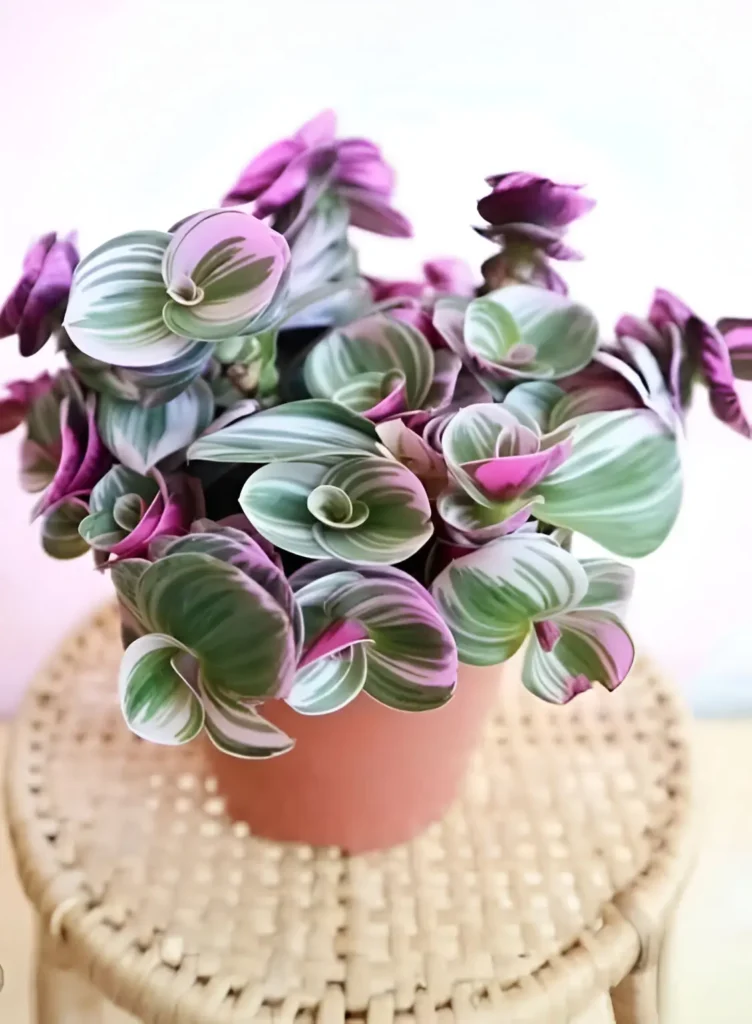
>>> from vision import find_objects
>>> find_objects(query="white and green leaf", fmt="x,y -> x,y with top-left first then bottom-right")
135,552 -> 297,698
155,524 -> 304,658
304,313 -> 434,412
437,486 -> 538,543
502,382 -> 565,432
533,409 -> 682,557
523,610 -> 635,704
577,558 -> 635,614
310,456 -> 433,563
463,296 -> 520,364
240,460 -> 331,559
41,498 -> 90,560
161,208 -> 289,340
188,399 -> 383,463
287,642 -> 370,715
97,379 -> 214,473
293,567 -> 458,713
64,231 -> 195,367
118,633 -> 204,745
110,557 -> 152,625
431,533 -> 588,666
241,456 -> 433,564
199,681 -> 294,759
473,286 -> 600,380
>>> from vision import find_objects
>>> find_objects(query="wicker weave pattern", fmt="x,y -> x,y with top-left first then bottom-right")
5,605 -> 693,1023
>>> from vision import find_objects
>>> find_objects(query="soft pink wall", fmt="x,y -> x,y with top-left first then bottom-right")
1,0 -> 752,714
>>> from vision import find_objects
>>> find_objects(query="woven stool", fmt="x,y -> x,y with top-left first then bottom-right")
5,605 -> 694,1024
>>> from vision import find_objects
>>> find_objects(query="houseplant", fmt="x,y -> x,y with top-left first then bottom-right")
2,110 -> 750,851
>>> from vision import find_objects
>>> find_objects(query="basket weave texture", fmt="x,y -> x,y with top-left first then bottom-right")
5,604 -> 694,1023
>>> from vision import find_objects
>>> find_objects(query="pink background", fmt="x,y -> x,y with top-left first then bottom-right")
2,0 -> 752,715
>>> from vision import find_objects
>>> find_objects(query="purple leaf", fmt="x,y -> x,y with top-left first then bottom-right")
222,111 -> 412,238
718,318 -> 752,381
339,188 -> 413,237
465,435 -> 572,502
533,619 -> 561,653
298,619 -> 370,667
0,232 -> 79,356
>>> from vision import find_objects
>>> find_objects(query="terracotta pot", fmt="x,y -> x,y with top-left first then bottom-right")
205,662 -> 502,853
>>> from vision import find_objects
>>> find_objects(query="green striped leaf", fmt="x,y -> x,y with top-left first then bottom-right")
240,456 -> 433,564
79,467 -> 158,549
464,296 -> 520,363
199,681 -> 294,758
97,379 -> 214,474
284,192 -> 369,328
135,552 -> 297,698
41,498 -> 90,560
155,524 -> 304,658
437,486 -> 538,544
118,634 -> 205,745
523,610 -> 635,704
161,209 -> 289,340
431,533 -> 588,666
533,409 -> 682,557
111,558 -> 151,625
304,313 -> 434,415
288,642 -> 370,714
578,558 -> 635,614
64,231 -> 193,367
502,382 -> 565,432
188,399 -> 383,463
337,579 -> 457,711
69,342 -> 213,407
240,460 -> 330,559
291,563 -> 457,713
472,286 -> 599,380
433,296 -> 470,352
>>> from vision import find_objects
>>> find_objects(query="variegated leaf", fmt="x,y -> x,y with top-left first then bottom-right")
578,558 -> 635,614
431,533 -> 588,666
437,486 -> 538,544
41,498 -> 90,559
283,192 -> 369,329
64,231 -> 194,367
118,633 -> 205,745
375,418 -> 448,499
188,399 -> 383,463
199,680 -> 294,758
161,208 -> 289,340
304,313 -> 434,417
97,379 -> 214,474
533,409 -> 682,557
502,382 -> 565,432
68,341 -> 213,407
470,286 -> 599,380
240,460 -> 330,558
523,610 -> 635,703
432,296 -> 470,353
136,552 -> 297,698
464,296 -> 520,363
155,524 -> 304,658
110,557 -> 151,625
240,456 -> 433,564
442,403 -> 571,505
292,564 -> 457,713
288,642 -> 370,714
79,466 -> 158,549
335,578 -> 457,710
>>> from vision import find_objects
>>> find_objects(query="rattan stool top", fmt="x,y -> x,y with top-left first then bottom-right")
6,605 -> 693,1024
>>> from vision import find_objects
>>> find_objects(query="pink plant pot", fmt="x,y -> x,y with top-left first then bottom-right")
204,662 -> 503,853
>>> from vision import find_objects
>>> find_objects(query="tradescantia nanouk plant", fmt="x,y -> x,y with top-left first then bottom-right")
3,109 -> 749,758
